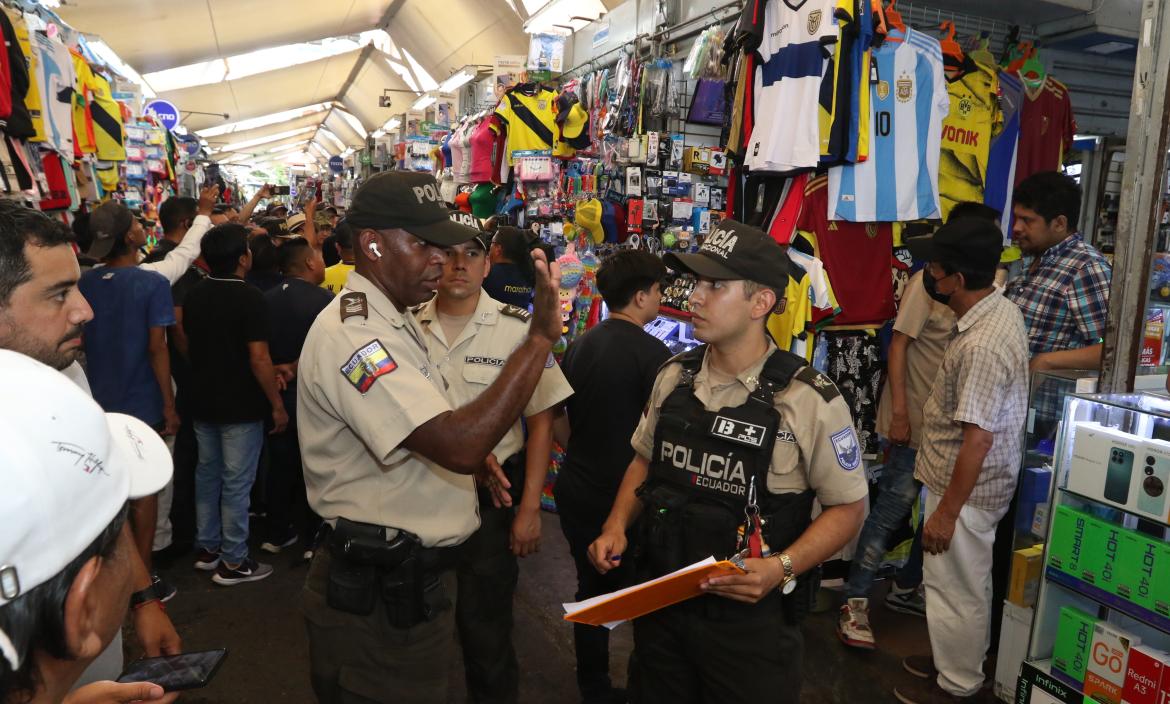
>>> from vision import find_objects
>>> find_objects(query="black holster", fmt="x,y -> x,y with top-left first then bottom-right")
325,518 -> 452,629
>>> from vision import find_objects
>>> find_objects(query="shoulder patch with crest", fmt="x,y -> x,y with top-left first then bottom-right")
340,292 -> 368,322
500,304 -> 531,322
794,366 -> 840,402
340,339 -> 397,393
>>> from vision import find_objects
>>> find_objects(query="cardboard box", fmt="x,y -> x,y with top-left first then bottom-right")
1048,506 -> 1097,579
1121,645 -> 1169,704
1052,606 -> 1099,688
995,601 -> 1033,701
1009,545 -> 1045,607
1136,439 -> 1170,523
1083,622 -> 1141,704
1017,659 -> 1090,704
1069,422 -> 1146,512
1116,529 -> 1158,611
1081,518 -> 1125,594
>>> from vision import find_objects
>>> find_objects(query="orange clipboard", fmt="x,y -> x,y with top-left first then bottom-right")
563,558 -> 746,627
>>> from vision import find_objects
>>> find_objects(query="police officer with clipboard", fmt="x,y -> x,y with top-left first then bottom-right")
588,220 -> 868,704
296,172 -> 562,703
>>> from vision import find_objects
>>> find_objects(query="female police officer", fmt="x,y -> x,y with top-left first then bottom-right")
296,172 -> 562,704
588,220 -> 868,704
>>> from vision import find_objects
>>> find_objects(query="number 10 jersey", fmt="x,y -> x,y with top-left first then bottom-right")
827,28 -> 949,222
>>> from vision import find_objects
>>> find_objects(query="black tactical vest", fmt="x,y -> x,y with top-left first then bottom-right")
635,346 -> 818,618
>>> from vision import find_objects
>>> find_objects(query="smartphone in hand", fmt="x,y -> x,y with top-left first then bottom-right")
117,649 -> 228,692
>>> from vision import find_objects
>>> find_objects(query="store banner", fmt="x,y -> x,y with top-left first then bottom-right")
494,55 -> 526,100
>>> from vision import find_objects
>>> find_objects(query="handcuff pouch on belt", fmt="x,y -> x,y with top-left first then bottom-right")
634,345 -> 818,623
325,517 -> 452,629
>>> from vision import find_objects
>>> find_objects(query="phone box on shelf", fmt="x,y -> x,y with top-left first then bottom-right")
1018,467 -> 1054,533
1121,645 -> 1170,704
1080,518 -> 1125,594
1069,422 -> 1145,512
1116,529 -> 1160,612
1048,506 -> 1098,579
1052,606 -> 1099,689
1083,622 -> 1141,704
1017,659 -> 1090,704
1135,439 -> 1170,523
1157,541 -> 1170,617
1009,545 -> 1045,607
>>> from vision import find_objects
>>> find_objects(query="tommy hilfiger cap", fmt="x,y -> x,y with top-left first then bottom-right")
347,171 -> 479,247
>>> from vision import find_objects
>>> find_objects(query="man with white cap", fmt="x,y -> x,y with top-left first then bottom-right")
0,201 -> 181,688
0,350 -> 174,703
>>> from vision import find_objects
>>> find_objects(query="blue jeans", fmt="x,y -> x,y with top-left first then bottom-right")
846,444 -> 924,598
194,421 -> 264,565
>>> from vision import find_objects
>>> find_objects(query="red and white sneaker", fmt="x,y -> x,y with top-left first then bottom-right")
837,597 -> 876,650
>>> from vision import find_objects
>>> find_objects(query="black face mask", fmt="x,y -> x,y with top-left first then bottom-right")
923,270 -> 952,305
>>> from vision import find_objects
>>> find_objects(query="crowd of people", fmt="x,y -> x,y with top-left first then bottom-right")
0,167 -> 1111,704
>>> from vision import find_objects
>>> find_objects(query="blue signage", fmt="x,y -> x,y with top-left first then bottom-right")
144,99 -> 180,132
328,155 -> 344,173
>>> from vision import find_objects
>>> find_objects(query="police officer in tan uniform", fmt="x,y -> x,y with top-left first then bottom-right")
588,220 -> 868,704
297,172 -> 562,704
415,217 -> 573,703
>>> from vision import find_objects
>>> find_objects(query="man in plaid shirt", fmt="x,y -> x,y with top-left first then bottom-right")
1005,172 -> 1112,372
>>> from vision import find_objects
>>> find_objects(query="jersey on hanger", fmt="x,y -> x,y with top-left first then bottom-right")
492,86 -> 573,164
744,0 -> 839,174
800,175 -> 895,326
1016,75 -> 1076,185
985,71 -> 1023,240
938,60 -> 1000,220
827,28 -> 949,222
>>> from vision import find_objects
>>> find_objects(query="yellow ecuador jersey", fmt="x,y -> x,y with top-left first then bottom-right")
492,85 -> 573,163
938,60 -> 1000,219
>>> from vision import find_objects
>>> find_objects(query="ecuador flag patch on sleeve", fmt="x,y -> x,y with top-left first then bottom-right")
341,339 -> 397,393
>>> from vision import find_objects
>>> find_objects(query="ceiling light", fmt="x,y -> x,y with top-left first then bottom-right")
198,103 -> 330,137
319,128 -> 347,152
438,67 -> 479,94
371,129 -> 385,139
268,141 -> 308,154
523,0 -> 606,35
213,126 -> 316,153
383,118 -> 401,131
143,36 -> 363,93
411,94 -> 436,112
82,37 -> 156,97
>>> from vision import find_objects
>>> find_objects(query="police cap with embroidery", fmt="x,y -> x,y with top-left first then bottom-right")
447,209 -> 491,251
663,219 -> 789,290
347,171 -> 479,247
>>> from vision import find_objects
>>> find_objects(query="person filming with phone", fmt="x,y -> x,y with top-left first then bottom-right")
0,351 -> 174,704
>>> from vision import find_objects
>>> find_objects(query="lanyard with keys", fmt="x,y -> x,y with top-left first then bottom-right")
732,477 -> 770,569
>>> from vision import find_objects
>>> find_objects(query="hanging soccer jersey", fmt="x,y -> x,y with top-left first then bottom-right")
35,34 -> 74,155
493,84 -> 572,163
800,175 -> 895,326
938,59 -> 1000,219
5,8 -> 42,142
819,0 -> 873,164
70,51 -> 125,161
744,0 -> 839,174
985,71 -> 1023,239
1016,75 -> 1076,184
827,28 -> 948,222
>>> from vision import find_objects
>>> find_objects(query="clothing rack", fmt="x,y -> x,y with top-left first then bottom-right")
895,2 -> 1037,56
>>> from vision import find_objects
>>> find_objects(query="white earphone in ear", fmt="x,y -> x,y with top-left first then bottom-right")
369,243 -> 382,258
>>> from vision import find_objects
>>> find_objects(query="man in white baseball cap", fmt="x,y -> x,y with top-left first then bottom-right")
0,350 -> 173,703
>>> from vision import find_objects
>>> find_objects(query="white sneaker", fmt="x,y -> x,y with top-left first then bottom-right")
837,597 -> 876,650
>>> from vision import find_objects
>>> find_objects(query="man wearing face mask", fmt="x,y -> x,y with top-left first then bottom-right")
893,219 -> 1029,704
297,171 -> 563,703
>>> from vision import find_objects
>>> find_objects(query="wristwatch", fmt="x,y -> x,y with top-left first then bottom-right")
772,552 -> 796,595
129,583 -> 163,608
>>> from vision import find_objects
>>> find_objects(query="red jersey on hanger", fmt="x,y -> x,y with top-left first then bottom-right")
1015,76 -> 1076,185
796,175 -> 895,327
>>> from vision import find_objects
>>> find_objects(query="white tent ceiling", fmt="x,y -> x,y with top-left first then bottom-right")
56,0 -> 530,166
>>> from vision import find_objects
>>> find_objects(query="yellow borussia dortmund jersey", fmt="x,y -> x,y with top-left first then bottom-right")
939,60 -> 1000,219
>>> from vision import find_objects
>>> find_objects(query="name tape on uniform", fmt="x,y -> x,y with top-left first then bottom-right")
710,415 -> 767,449
465,356 -> 506,367
341,339 -> 397,393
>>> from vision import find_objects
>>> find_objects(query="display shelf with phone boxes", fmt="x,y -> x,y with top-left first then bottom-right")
1017,393 -> 1170,704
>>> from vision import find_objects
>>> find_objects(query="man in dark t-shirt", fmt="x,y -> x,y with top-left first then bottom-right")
261,238 -> 332,559
183,224 -> 287,586
554,250 -> 669,704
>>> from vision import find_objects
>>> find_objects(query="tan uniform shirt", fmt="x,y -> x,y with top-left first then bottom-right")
875,270 -> 956,449
631,343 -> 869,506
297,272 -> 478,548
416,291 -> 574,460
